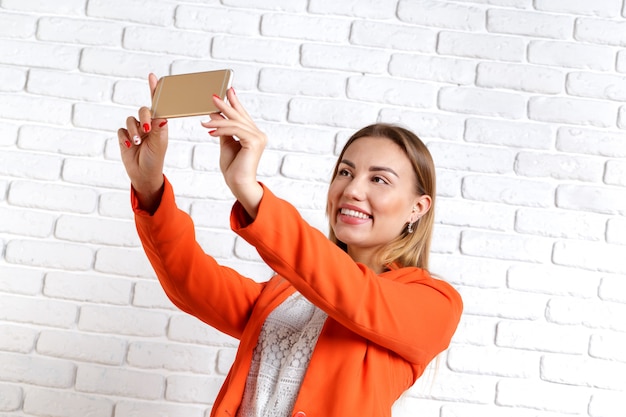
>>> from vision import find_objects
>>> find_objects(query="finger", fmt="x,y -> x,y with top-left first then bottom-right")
125,116 -> 143,146
117,128 -> 133,149
138,106 -> 152,135
148,73 -> 159,98
225,87 -> 252,121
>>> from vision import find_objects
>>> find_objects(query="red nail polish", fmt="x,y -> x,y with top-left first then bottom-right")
143,123 -> 151,133
124,140 -> 132,148
159,120 -> 168,128
213,94 -> 220,100
208,129 -> 217,135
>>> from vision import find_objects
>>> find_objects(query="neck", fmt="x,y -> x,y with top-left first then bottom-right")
347,247 -> 383,274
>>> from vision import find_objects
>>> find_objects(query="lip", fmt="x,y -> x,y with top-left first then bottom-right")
337,204 -> 372,225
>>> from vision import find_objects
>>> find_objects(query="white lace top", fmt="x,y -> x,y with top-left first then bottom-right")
236,291 -> 328,417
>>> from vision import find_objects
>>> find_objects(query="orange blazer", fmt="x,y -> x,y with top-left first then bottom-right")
133,177 -> 463,417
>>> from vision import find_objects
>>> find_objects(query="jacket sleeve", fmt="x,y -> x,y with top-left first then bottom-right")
133,176 -> 264,340
231,184 -> 463,365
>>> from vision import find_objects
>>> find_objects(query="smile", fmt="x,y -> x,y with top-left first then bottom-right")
340,208 -> 372,219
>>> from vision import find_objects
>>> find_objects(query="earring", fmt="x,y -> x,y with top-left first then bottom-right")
406,222 -> 414,234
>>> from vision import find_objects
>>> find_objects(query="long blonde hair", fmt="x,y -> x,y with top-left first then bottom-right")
327,123 -> 436,270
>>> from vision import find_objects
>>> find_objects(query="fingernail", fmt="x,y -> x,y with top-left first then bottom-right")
143,123 -> 151,133
133,135 -> 142,145
159,120 -> 168,128
212,94 -> 220,100
208,129 -> 217,135
124,140 -> 132,148
231,87 -> 236,95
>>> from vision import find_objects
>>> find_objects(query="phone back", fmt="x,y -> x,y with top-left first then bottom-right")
151,69 -> 233,118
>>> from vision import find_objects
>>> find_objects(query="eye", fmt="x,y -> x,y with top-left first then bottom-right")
338,168 -> 352,177
372,176 -> 389,184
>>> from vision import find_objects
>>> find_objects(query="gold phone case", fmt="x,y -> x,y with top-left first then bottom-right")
151,69 -> 234,119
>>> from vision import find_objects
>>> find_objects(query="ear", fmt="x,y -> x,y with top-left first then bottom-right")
408,194 -> 432,223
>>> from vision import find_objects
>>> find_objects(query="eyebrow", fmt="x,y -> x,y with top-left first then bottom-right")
340,159 -> 400,178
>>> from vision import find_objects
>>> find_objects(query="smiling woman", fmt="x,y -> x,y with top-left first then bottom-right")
117,76 -> 462,417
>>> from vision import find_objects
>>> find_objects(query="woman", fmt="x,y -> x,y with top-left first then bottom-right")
118,74 -> 463,417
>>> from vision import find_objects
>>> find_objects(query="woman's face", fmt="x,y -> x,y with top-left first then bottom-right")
327,136 -> 423,266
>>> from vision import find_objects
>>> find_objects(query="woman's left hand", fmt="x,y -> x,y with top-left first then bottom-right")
201,88 -> 266,219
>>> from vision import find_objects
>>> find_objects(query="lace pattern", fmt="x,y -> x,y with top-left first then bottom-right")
236,292 -> 328,417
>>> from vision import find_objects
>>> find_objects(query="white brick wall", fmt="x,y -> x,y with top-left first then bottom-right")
0,0 -> 624,416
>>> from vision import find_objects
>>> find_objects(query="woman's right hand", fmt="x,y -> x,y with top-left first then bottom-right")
117,73 -> 168,213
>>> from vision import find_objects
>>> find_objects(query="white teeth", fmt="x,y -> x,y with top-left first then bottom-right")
340,208 -> 370,219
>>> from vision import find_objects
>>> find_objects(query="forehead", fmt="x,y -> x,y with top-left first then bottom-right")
342,136 -> 410,165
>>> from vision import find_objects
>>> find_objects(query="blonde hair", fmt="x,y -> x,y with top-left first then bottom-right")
327,123 -> 436,270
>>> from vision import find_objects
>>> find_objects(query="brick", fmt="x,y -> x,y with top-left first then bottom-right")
462,175 -> 555,207
162,170 -> 232,199
604,159 -> 626,186
618,50 -> 626,73
54,214 -> 140,247
438,87 -> 526,119
177,5 -> 260,36
87,0 -> 175,25
262,13 -> 348,42
37,16 -> 123,46
351,21 -> 436,52
212,35 -> 299,66
196,229 -> 237,259
8,180 -> 98,214
259,67 -> 347,98
0,324 -> 37,353
0,351 -> 75,387
556,127 -> 626,157
542,354 -> 626,390
566,71 -> 626,101
168,314 -> 239,347
589,391 -> 626,417
534,0 -> 622,17
528,40 -> 614,70
3,0 -> 85,14
460,286 -> 547,319
0,39 -> 80,70
24,387 -> 114,417
94,247 -> 156,278
556,184 -> 626,215
223,0 -> 306,11
37,330 -> 126,365
114,400 -> 206,417
347,75 -> 435,108
281,154 -> 336,182
389,54 -> 476,85
465,118 -> 554,149
166,374 -> 224,404
487,9 -> 573,39
476,62 -> 563,94
451,314 -> 498,346
217,348 -> 237,375
496,379 -> 590,413
496,319 -> 587,354
515,207 -> 605,240
112,78 -> 150,107
0,65 -> 27,92
436,198 -> 515,231
5,239 -> 94,271
0,382 -> 21,411
0,93 -> 72,125
288,97 -> 378,129
259,178 -> 330,211
439,403 -> 570,417
73,101 -> 141,133
0,122 -> 19,146
301,43 -> 389,73
190,199 -> 234,229
78,305 -> 167,337
429,142 -> 516,173
171,60 -> 260,92
18,125 -> 107,157
448,345 -> 538,377
461,230 -> 552,262
575,17 -> 626,46
554,240 -> 626,275
27,69 -> 114,102
431,225 -> 461,254
398,0 -> 485,30
0,206 -> 56,238
99,191 -> 134,220
620,106 -> 626,129
511,263 -> 600,298
0,266 -> 43,295
547,297 -> 626,331
407,372 -> 494,403
606,217 -> 626,245
132,280 -> 176,310
308,0 -> 396,19
528,96 -> 616,128
0,150 -> 62,180
435,169 -> 465,198
452,0 -> 531,6
515,151 -> 604,181
0,12 -> 36,38
44,271 -> 132,305
438,31 -> 524,62
590,332 -> 626,362
123,26 -> 212,58
80,47 -> 172,78
76,364 -> 165,399
127,341 -> 216,373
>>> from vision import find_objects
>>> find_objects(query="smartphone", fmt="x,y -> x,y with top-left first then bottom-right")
150,69 -> 234,119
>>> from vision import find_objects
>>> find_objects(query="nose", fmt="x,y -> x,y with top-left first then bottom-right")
343,176 -> 366,201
